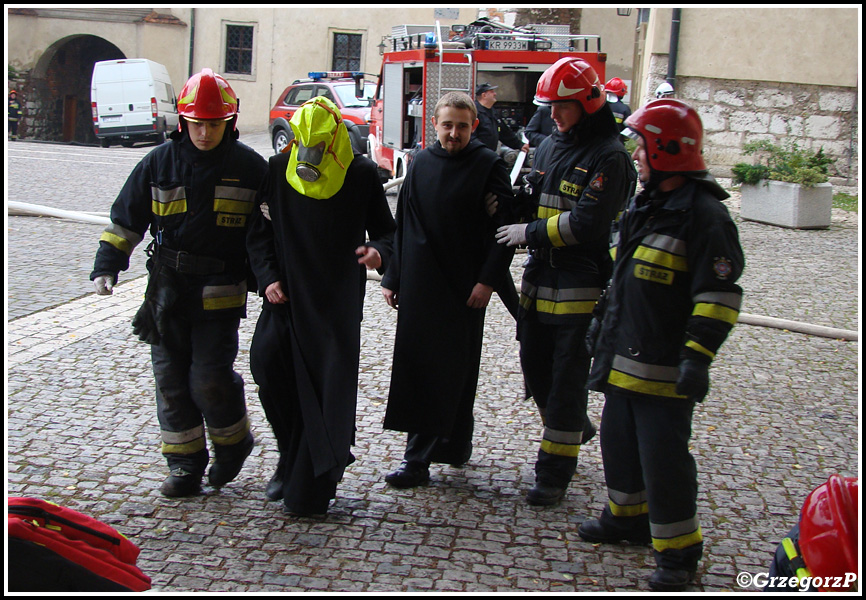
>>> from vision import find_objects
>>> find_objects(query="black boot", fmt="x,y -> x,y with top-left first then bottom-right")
648,567 -> 696,592
527,483 -> 567,506
160,468 -> 202,497
577,516 -> 651,545
208,434 -> 254,487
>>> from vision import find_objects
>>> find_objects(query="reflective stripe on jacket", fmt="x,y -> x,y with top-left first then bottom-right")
519,129 -> 635,323
587,177 -> 744,399
91,133 -> 268,319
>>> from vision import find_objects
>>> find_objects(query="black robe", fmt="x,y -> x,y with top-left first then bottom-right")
382,139 -> 515,438
247,152 -> 395,512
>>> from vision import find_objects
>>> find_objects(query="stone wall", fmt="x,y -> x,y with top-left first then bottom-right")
645,57 -> 859,188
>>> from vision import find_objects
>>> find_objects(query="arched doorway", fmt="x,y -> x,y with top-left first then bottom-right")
25,35 -> 125,143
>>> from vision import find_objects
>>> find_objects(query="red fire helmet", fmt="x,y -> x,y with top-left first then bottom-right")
623,98 -> 707,172
799,474 -> 858,591
534,57 -> 605,115
605,77 -> 628,97
177,68 -> 239,127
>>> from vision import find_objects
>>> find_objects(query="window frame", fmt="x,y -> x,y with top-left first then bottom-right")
329,29 -> 366,72
221,21 -> 257,81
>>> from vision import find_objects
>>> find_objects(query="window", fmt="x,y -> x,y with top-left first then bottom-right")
332,32 -> 362,71
225,25 -> 254,75
287,85 -> 317,105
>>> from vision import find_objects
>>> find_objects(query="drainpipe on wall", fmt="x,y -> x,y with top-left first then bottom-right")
666,8 -> 681,89
188,8 -> 196,77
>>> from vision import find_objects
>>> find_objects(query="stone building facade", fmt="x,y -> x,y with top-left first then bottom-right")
645,59 -> 859,185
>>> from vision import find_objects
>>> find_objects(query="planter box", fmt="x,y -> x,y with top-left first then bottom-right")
740,180 -> 832,229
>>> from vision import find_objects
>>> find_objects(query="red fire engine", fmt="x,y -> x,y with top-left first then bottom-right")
368,19 -> 607,182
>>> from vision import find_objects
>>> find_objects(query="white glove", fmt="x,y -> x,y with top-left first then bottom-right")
496,224 -> 528,247
94,275 -> 115,296
260,202 -> 271,221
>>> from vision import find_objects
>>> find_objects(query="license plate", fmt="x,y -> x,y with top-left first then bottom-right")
101,115 -> 122,122
487,39 -> 528,51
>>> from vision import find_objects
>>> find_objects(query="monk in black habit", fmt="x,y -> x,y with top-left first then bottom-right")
247,97 -> 395,516
381,92 -> 516,488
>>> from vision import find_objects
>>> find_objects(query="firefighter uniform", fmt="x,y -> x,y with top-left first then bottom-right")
586,175 -> 744,574
518,127 -> 635,490
91,126 -> 268,482
9,91 -> 20,140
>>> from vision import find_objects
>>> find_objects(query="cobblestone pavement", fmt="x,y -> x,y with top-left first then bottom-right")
6,134 -> 860,593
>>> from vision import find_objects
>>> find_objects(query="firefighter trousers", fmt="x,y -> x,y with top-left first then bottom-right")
598,389 -> 703,571
151,315 -> 251,476
518,315 -> 592,489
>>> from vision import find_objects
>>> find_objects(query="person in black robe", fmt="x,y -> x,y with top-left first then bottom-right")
247,97 -> 395,516
381,92 -> 516,488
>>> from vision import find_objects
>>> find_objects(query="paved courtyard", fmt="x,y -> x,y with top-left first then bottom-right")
6,134 -> 859,592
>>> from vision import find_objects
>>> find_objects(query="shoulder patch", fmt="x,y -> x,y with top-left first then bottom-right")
713,257 -> 733,280
589,173 -> 606,192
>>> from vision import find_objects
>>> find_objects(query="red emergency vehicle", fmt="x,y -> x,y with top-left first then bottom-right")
368,19 -> 607,182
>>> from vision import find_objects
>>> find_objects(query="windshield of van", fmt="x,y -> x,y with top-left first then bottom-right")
334,82 -> 376,108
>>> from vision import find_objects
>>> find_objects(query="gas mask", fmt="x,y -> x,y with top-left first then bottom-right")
286,97 -> 355,199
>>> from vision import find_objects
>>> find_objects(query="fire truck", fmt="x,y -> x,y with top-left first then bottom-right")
368,18 -> 607,182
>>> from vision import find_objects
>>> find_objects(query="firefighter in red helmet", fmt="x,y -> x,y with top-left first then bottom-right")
496,57 -> 636,507
578,99 -> 744,592
604,77 -> 632,133
766,475 -> 858,591
90,69 -> 268,497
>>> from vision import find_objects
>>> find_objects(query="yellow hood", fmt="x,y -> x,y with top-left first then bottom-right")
286,96 -> 355,199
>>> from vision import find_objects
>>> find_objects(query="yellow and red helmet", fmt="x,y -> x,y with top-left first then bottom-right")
799,475 -> 858,591
534,58 -> 605,115
623,98 -> 707,173
177,68 -> 238,127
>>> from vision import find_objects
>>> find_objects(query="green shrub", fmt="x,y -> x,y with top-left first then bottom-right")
731,141 -> 835,187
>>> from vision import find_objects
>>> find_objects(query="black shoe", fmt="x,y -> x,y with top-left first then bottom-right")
577,518 -> 651,545
160,468 -> 202,497
648,567 -> 696,592
385,461 -> 430,488
527,483 -> 566,506
208,435 -> 254,488
265,469 -> 284,501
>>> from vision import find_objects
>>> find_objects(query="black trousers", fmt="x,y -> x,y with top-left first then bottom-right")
152,315 -> 250,475
598,389 -> 703,571
518,314 -> 592,488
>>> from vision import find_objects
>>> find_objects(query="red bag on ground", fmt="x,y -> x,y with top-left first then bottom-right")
7,497 -> 152,592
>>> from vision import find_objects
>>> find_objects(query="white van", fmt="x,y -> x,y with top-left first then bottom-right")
91,59 -> 179,147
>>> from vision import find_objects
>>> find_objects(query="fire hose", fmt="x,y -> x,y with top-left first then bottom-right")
8,199 -> 858,342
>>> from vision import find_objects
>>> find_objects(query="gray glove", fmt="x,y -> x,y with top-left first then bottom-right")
495,223 -> 528,246
94,274 -> 116,295
676,359 -> 710,402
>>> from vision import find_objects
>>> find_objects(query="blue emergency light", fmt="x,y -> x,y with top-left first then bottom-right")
308,71 -> 363,81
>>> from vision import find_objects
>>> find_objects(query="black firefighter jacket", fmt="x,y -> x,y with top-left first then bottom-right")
587,176 -> 745,400
91,130 -> 268,320
519,126 -> 636,324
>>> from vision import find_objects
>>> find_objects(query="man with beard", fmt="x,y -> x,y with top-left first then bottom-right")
496,58 -> 636,507
381,92 -> 515,488
246,96 -> 395,517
